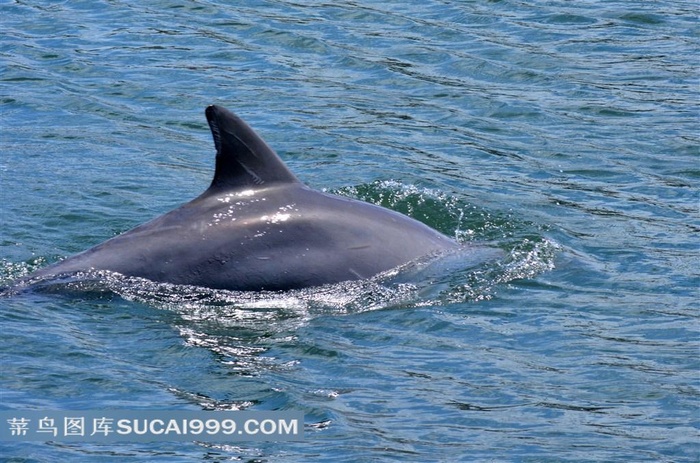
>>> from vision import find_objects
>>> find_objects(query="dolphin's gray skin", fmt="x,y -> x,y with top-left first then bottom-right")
28,105 -> 459,291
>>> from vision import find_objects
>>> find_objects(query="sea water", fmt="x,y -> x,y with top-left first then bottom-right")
1,1 -> 698,461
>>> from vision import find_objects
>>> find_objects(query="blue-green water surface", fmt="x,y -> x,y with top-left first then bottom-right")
1,1 -> 698,462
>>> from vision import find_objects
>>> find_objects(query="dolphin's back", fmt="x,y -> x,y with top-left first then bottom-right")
26,106 -> 459,291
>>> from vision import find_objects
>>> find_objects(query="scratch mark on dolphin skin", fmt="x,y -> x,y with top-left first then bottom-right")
348,268 -> 365,279
348,244 -> 371,250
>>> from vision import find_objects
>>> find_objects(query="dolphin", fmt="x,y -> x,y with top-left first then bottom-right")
26,105 -> 460,291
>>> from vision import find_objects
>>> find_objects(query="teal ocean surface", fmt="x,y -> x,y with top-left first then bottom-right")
1,1 -> 698,462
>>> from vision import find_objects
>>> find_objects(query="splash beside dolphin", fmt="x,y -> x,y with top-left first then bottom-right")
26,105 -> 460,291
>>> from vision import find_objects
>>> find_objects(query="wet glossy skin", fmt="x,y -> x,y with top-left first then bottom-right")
28,106 -> 459,291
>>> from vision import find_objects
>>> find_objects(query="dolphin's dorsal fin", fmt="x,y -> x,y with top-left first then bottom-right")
204,105 -> 300,192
